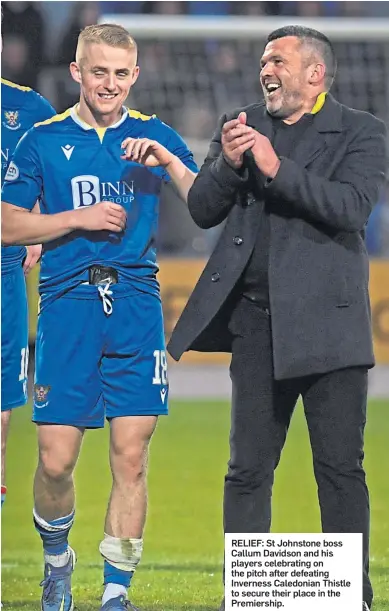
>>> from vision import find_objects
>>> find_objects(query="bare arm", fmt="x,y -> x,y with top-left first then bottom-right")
1,201 -> 127,246
32,201 -> 41,214
2,203 -> 77,245
121,136 -> 197,204
163,156 -> 197,202
22,201 -> 43,273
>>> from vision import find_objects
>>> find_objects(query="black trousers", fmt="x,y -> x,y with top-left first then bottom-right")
225,298 -> 372,606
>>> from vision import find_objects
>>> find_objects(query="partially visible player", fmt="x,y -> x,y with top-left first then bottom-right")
1,78 -> 56,507
2,24 -> 197,611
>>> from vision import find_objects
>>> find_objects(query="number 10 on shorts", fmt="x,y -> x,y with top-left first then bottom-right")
152,350 -> 168,385
19,346 -> 29,395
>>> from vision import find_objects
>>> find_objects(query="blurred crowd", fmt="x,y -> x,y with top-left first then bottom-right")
99,0 -> 389,17
2,1 -> 389,89
2,1 -> 389,257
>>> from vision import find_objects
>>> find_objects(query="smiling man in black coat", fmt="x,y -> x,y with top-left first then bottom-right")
168,25 -> 387,611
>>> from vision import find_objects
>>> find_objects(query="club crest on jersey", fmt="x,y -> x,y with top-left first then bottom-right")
3,110 -> 21,130
34,384 -> 51,407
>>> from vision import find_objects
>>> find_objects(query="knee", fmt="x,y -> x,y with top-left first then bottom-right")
111,445 -> 148,483
226,460 -> 274,490
38,448 -> 76,483
314,438 -> 365,469
227,444 -> 279,484
313,454 -> 366,482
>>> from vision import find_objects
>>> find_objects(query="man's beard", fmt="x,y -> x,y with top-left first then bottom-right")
266,88 -> 303,120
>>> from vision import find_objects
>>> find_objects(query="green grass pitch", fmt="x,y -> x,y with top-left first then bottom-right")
2,399 -> 389,610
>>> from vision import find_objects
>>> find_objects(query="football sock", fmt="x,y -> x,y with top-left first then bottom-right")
1,486 -> 6,507
100,534 -> 142,602
102,582 -> 127,605
33,508 -> 75,555
104,560 -> 134,588
45,548 -> 72,568
100,534 -> 142,578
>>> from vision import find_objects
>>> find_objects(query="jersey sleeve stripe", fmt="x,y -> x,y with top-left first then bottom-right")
127,108 -> 156,121
34,108 -> 72,128
1,78 -> 32,92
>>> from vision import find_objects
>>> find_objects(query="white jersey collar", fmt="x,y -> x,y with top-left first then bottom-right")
70,105 -> 128,131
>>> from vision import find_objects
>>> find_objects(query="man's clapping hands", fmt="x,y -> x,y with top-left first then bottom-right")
222,112 -> 281,179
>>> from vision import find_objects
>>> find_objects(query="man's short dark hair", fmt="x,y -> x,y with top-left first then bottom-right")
267,25 -> 337,90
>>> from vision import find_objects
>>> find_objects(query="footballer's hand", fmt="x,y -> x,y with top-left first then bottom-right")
23,244 -> 42,275
221,112 -> 256,170
72,201 -> 127,233
121,137 -> 174,168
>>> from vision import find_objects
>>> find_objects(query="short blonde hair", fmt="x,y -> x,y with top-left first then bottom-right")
76,23 -> 137,63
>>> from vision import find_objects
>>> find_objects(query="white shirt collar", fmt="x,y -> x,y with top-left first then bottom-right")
70,105 -> 128,130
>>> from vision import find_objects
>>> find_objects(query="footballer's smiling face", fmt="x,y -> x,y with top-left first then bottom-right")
260,36 -> 316,121
70,42 -> 139,125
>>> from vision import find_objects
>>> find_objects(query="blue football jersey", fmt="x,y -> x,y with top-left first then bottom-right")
1,78 -> 56,272
2,106 -> 197,305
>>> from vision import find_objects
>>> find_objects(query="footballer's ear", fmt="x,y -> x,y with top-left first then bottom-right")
131,65 -> 140,86
69,62 -> 82,85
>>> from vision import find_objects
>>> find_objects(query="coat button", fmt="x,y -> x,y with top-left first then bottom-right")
233,236 -> 243,245
247,194 -> 255,206
211,272 -> 220,282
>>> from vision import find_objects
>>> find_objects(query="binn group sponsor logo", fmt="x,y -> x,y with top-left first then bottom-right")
71,175 -> 135,208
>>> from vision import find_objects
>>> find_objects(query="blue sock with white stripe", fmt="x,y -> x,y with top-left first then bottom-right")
104,560 -> 134,587
33,508 -> 75,555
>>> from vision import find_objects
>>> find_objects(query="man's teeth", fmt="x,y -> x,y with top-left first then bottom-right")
266,84 -> 280,92
99,94 -> 116,99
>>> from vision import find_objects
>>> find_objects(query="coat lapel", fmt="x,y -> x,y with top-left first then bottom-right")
290,123 -> 327,168
289,94 -> 344,168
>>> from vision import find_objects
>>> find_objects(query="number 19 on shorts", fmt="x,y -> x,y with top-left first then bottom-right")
152,350 -> 168,385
